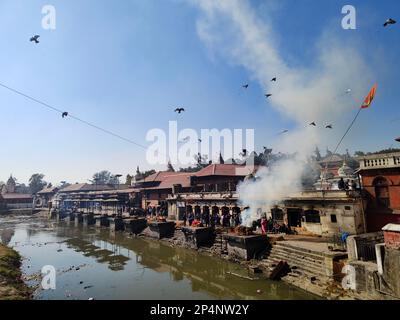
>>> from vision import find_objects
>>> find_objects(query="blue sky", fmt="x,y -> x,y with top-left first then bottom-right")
0,0 -> 399,185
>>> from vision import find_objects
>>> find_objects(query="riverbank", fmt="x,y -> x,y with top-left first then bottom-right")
136,226 -> 369,300
0,244 -> 32,300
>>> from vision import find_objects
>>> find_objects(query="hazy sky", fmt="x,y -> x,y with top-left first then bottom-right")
0,0 -> 399,185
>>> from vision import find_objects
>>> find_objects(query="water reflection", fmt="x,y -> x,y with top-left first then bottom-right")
55,223 -> 314,300
1,216 -> 317,300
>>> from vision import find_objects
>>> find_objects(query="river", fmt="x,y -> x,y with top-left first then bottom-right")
0,214 -> 317,300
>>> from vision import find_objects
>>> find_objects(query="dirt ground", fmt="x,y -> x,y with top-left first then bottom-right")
0,244 -> 32,300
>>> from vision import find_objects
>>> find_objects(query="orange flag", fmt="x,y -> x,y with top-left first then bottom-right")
361,83 -> 377,109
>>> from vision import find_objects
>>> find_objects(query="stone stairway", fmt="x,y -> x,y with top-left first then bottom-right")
210,233 -> 228,255
261,241 -> 329,281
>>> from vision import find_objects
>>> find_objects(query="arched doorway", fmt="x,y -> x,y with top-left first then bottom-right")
211,206 -> 220,226
221,207 -> 230,227
202,206 -> 210,226
194,206 -> 201,219
374,177 -> 390,208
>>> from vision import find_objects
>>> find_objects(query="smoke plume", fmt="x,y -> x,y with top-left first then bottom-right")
191,0 -> 373,225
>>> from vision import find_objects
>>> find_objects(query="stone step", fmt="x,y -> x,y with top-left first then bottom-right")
273,243 -> 326,261
268,249 -> 325,266
267,256 -> 326,277
274,242 -> 328,258
269,248 -> 325,265
265,260 -> 327,281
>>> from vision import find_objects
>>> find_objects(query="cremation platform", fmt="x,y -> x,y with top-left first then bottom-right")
182,226 -> 214,248
147,221 -> 175,239
109,217 -> 125,232
223,234 -> 269,261
82,213 -> 96,226
74,213 -> 84,226
124,218 -> 147,235
95,215 -> 110,228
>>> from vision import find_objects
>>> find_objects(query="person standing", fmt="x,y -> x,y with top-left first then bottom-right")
182,211 -> 187,226
338,178 -> 345,190
261,216 -> 268,235
188,211 -> 194,227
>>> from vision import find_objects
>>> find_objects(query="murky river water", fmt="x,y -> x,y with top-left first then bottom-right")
0,215 -> 317,300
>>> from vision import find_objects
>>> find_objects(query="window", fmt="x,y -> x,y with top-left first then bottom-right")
304,210 -> 320,223
374,177 -> 390,208
331,214 -> 337,223
272,209 -> 284,222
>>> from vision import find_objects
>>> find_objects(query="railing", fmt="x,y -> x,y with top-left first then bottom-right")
329,234 -> 347,251
356,238 -> 377,262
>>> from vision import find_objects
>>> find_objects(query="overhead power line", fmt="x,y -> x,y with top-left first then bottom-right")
0,82 -> 149,151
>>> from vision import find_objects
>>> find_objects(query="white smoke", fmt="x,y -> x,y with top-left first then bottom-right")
191,0 -> 374,225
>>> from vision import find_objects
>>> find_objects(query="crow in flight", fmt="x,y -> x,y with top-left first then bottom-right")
271,77 -> 277,82
383,18 -> 396,27
279,130 -> 289,134
325,124 -> 333,129
265,94 -> 272,98
30,35 -> 40,44
240,149 -> 248,157
395,137 -> 400,143
174,108 -> 185,114
62,112 -> 68,118
242,84 -> 249,89
309,122 -> 316,126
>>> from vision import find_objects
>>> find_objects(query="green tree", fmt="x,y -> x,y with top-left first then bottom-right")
314,147 -> 322,161
92,171 -> 119,185
125,174 -> 133,186
167,161 -> 175,172
29,174 -> 47,194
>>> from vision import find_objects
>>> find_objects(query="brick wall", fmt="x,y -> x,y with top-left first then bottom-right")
384,231 -> 400,249
360,169 -> 400,232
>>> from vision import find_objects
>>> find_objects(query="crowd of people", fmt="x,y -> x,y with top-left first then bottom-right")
182,210 -> 242,228
259,216 -> 291,235
338,178 -> 358,191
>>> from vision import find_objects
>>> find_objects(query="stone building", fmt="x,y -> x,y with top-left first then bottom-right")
134,171 -> 196,209
275,190 -> 367,236
315,161 -> 359,191
35,186 -> 59,208
166,164 -> 253,221
356,152 -> 400,231
54,183 -> 140,215
0,175 -> 33,210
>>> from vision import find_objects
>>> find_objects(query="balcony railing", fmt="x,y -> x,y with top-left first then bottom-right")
359,153 -> 400,170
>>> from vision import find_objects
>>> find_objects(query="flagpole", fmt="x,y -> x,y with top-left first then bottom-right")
320,83 -> 376,190
321,107 -> 363,190
332,107 -> 363,156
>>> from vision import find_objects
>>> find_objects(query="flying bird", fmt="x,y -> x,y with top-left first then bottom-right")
174,108 -> 185,114
279,130 -> 289,134
30,35 -> 40,44
62,112 -> 68,118
309,122 -> 316,126
240,149 -> 248,157
325,124 -> 333,129
265,94 -> 272,98
345,88 -> 352,94
271,77 -> 277,82
395,137 -> 400,143
383,18 -> 396,27
242,84 -> 249,89
198,138 -> 202,143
